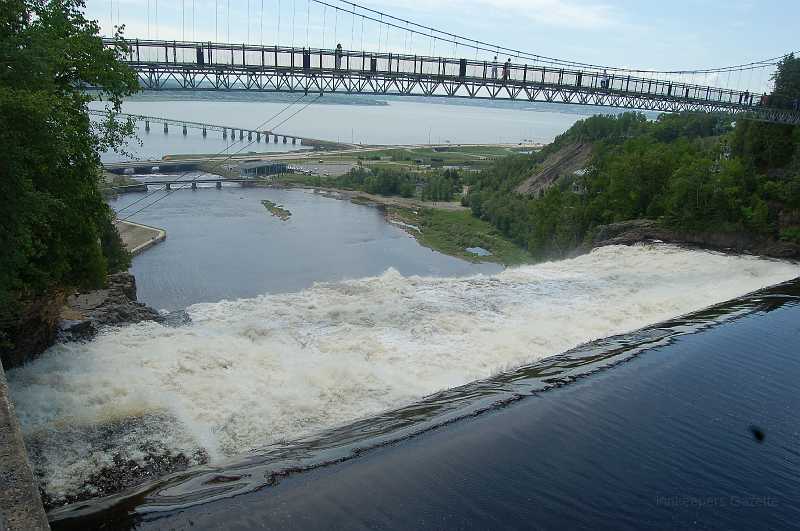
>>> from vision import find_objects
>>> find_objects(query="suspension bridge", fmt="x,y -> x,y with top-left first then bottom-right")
93,0 -> 800,125
106,38 -> 799,125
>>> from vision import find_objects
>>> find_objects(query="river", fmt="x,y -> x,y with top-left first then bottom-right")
93,92 -> 613,162
111,185 -> 501,310
7,93 -> 800,528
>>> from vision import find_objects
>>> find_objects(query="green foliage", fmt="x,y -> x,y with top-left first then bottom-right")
335,167 -> 416,197
1,0 -> 137,332
770,53 -> 800,109
467,110 -> 800,261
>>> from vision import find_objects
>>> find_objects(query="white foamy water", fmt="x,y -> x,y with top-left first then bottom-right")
7,244 -> 798,502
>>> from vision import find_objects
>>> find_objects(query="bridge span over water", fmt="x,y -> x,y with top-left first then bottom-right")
107,39 -> 800,126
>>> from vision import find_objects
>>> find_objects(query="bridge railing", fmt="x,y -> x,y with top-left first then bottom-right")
109,38 -> 766,110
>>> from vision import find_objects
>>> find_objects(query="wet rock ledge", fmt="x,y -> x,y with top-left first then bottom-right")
59,272 -> 161,342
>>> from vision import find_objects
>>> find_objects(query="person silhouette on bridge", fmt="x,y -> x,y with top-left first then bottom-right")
502,58 -> 511,82
335,43 -> 343,70
491,56 -> 498,80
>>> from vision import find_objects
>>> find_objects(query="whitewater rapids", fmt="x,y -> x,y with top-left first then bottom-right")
7,244 -> 798,503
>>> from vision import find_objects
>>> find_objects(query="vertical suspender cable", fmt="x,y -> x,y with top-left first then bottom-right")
147,0 -> 151,39
260,0 -> 264,44
350,3 -> 355,50
277,0 -> 281,44
291,0 -> 296,48
215,0 -> 218,42
227,0 -> 230,42
248,0 -> 251,44
322,6 -> 327,49
192,0 -> 195,41
306,0 -> 310,48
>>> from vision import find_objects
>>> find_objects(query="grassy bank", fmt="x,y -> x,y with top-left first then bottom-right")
386,206 -> 532,265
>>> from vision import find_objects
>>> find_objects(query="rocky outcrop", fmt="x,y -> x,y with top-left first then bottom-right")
588,219 -> 800,259
59,272 -> 161,342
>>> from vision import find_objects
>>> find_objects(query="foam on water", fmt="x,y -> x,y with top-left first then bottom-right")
7,244 -> 798,503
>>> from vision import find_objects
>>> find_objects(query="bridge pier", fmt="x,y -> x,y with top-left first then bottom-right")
248,131 -> 252,141
182,125 -> 187,136
239,130 -> 244,140
292,137 -> 296,144
256,132 -> 261,142
223,128 -> 227,139
191,181 -> 197,190
202,127 -> 207,137
216,181 -> 222,189
273,134 -> 278,143
163,123 -> 168,134
145,120 -> 150,132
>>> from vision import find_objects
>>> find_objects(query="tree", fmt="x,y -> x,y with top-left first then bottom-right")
771,53 -> 800,109
0,0 -> 139,348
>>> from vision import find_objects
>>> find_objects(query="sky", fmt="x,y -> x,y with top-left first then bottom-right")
86,0 -> 798,92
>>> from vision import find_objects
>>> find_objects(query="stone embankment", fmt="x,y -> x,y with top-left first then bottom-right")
114,220 -> 166,255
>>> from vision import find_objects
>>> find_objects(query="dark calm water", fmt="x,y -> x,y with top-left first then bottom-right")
111,186 -> 501,310
50,279 -> 800,530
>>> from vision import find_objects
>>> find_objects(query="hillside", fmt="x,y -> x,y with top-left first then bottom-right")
514,142 -> 593,196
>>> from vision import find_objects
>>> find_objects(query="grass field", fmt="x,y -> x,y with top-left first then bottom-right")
387,206 -> 532,266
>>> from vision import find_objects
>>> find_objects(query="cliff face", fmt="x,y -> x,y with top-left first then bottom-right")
0,292 -> 67,370
0,273 -> 160,370
514,142 -> 593,197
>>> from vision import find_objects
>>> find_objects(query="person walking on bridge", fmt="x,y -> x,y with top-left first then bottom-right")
502,58 -> 511,82
491,56 -> 498,80
335,43 -> 343,70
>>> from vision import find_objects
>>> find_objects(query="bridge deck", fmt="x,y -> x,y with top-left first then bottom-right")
107,39 -> 800,125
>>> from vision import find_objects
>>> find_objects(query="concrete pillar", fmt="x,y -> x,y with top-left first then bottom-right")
273,134 -> 278,143
202,127 -> 207,137
292,137 -> 296,144
256,132 -> 261,142
163,123 -> 168,133
248,131 -> 252,141
239,130 -> 244,140
216,181 -> 222,189
191,181 -> 197,190
145,120 -> 150,132
283,136 -> 287,144
223,128 -> 227,139
182,125 -> 188,135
